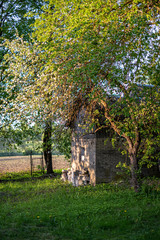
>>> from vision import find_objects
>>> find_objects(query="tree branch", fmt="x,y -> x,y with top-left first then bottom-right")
100,99 -> 133,149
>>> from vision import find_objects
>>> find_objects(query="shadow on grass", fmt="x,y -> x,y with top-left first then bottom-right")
0,170 -> 62,183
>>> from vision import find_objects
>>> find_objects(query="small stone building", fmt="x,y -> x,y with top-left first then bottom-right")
61,87 -> 160,186
62,112 -> 160,186
63,107 -> 127,186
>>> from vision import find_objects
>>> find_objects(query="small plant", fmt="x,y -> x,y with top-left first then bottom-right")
116,161 -> 131,178
37,165 -> 46,173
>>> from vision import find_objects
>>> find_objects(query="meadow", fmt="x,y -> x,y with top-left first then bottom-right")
0,171 -> 160,240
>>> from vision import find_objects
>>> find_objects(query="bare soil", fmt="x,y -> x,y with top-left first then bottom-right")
0,155 -> 70,173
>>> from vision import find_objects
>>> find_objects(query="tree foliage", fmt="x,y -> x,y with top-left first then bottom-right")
0,0 -> 44,134
52,124 -> 71,160
0,0 -> 43,40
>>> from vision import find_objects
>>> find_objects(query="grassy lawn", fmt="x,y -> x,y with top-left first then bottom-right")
0,172 -> 160,240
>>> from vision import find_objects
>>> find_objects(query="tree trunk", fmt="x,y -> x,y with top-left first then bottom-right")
43,121 -> 53,174
129,151 -> 139,192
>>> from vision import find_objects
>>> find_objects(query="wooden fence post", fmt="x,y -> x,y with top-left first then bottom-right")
30,150 -> 33,176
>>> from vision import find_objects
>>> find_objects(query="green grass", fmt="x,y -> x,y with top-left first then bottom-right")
0,169 -> 62,181
0,172 -> 160,240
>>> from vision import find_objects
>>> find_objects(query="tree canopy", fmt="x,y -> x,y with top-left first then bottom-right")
3,0 -> 160,189
0,0 -> 47,167
0,0 -> 44,104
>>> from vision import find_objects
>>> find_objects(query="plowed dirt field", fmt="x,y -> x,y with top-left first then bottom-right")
0,155 -> 70,173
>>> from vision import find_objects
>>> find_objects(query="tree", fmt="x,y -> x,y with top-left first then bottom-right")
3,35 -> 64,173
0,0 -> 56,174
4,0 -> 160,190
43,120 -> 53,174
0,0 -> 45,156
0,0 -> 44,130
32,0 -> 160,190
